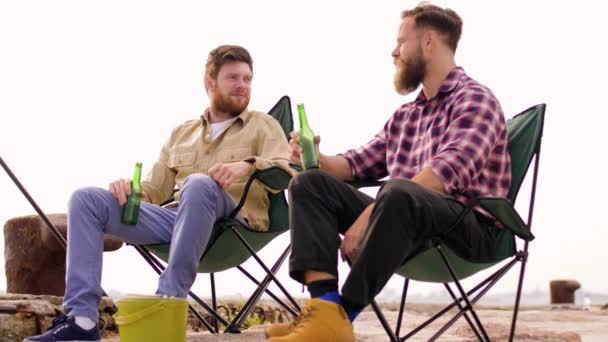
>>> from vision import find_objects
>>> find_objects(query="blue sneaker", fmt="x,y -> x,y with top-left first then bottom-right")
23,315 -> 101,342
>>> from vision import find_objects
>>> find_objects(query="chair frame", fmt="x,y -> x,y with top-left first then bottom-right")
370,104 -> 545,342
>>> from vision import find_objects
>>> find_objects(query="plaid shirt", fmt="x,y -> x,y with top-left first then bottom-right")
342,67 -> 511,207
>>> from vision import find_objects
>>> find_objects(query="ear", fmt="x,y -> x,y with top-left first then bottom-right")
423,30 -> 434,50
204,73 -> 214,94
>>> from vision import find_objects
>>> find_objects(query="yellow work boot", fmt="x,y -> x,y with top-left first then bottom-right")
267,298 -> 354,342
265,319 -> 299,338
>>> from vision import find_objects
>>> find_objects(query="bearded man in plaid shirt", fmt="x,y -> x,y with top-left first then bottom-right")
266,4 -> 512,342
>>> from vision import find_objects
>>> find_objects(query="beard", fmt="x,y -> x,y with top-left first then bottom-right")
211,89 -> 250,117
393,47 -> 426,96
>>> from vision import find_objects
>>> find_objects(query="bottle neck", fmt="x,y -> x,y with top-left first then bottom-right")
297,105 -> 310,129
132,163 -> 142,192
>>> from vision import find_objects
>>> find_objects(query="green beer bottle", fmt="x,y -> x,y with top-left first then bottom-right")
297,103 -> 320,169
121,162 -> 142,225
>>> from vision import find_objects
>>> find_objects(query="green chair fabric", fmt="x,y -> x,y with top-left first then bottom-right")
395,104 -> 545,283
145,96 -> 294,273
506,104 -> 545,202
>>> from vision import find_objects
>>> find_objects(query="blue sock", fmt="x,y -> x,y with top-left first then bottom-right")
347,309 -> 362,322
318,290 -> 342,305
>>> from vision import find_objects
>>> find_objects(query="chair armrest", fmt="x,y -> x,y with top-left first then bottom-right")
229,165 -> 295,219
289,163 -> 303,172
251,166 -> 294,191
159,190 -> 178,207
478,197 -> 535,241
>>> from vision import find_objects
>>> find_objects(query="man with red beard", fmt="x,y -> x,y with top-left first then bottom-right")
266,4 -> 511,342
25,45 -> 292,342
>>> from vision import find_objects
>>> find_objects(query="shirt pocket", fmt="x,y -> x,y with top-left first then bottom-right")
215,146 -> 253,163
168,151 -> 197,173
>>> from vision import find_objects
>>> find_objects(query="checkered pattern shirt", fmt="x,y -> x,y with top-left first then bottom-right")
342,67 -> 511,207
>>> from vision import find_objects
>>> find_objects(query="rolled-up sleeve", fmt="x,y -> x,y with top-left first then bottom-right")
427,92 -> 502,194
341,129 -> 388,181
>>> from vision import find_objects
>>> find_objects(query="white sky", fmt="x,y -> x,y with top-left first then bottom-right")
1,0 -> 607,303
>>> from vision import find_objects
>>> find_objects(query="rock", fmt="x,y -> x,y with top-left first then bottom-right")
4,214 -> 123,296
550,280 -> 581,304
186,299 -> 297,331
0,293 -> 117,342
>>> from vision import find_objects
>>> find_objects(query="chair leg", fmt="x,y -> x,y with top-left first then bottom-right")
395,278 -> 409,338
210,273 -> 220,332
401,258 -> 517,341
237,266 -> 299,317
371,300 -> 399,342
231,228 -> 300,310
436,245 -> 490,341
225,241 -> 296,333
430,257 -> 517,341
443,283 -> 484,341
509,251 -> 528,341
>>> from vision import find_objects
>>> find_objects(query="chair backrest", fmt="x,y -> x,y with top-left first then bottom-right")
268,95 -> 294,141
506,104 -> 546,203
266,95 -> 293,232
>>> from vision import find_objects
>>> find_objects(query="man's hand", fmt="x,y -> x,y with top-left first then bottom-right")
288,131 -> 321,166
109,179 -> 131,205
208,161 -> 253,188
411,167 -> 447,194
340,203 -> 375,261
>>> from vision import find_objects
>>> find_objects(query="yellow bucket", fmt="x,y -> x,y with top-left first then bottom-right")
114,295 -> 188,342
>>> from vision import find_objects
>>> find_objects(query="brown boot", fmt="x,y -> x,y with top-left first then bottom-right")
265,315 -> 302,338
267,298 -> 354,342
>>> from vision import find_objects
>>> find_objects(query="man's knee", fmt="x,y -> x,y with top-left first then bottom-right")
288,168 -> 332,194
182,174 -> 219,197
68,187 -> 109,211
378,178 -> 427,205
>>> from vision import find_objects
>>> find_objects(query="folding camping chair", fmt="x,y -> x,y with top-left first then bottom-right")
367,104 -> 546,341
130,96 -> 301,334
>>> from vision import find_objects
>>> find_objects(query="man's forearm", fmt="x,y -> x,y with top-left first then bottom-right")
319,154 -> 353,181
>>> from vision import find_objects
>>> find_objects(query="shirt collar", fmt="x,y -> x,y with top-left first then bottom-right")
415,66 -> 465,104
201,107 -> 251,126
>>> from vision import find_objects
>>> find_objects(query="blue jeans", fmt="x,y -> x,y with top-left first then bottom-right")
63,174 -> 246,321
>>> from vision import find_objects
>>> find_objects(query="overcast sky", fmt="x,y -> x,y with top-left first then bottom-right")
1,0 -> 607,303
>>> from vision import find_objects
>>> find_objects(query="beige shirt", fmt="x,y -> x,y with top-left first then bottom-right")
141,108 -> 293,231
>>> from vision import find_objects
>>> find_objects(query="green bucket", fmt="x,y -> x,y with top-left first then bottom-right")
115,295 -> 188,342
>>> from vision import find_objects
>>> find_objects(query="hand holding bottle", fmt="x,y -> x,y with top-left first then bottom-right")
121,162 -> 142,225
295,103 -> 321,169
288,131 -> 321,167
109,179 -> 133,206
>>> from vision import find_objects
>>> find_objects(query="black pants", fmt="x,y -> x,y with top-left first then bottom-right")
288,169 -> 499,307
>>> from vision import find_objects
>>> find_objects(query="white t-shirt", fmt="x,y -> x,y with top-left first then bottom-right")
209,118 -> 236,141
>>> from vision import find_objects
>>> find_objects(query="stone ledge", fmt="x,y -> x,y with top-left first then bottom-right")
0,294 -> 117,342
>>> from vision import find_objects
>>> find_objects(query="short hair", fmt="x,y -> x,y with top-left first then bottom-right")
401,3 -> 463,51
205,45 -> 253,80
